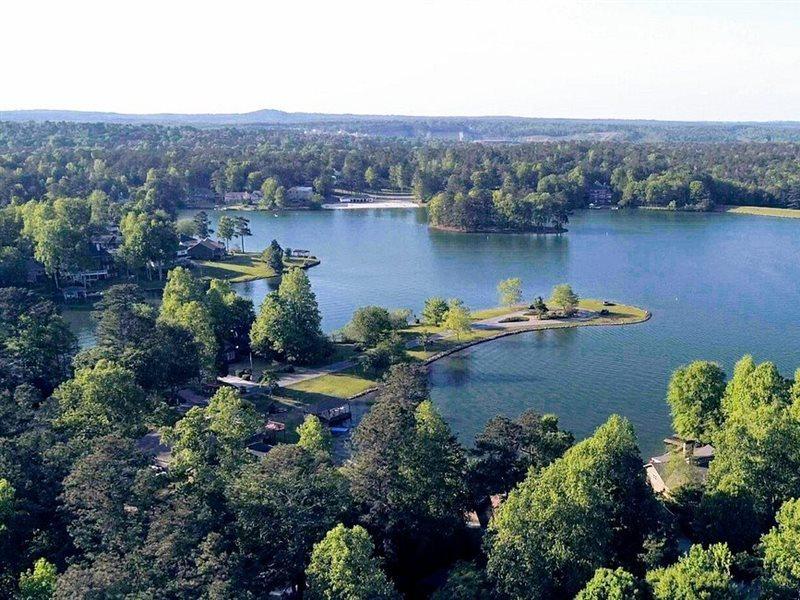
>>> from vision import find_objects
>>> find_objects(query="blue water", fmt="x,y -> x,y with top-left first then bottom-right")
111,208 -> 800,455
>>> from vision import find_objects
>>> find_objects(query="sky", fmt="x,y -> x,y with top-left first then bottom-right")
3,0 -> 800,121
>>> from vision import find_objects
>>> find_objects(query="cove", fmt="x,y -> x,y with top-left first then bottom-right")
82,207 -> 800,456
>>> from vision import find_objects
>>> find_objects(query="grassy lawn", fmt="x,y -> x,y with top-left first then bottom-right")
195,254 -> 321,283
284,367 -> 376,398
577,299 -> 649,321
722,205 -> 800,220
470,305 -> 525,320
195,254 -> 277,282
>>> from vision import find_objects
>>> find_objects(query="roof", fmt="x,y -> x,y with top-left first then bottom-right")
189,238 -> 225,252
136,431 -> 172,468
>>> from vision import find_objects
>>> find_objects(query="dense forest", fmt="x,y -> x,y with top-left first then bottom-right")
1,121 -> 800,233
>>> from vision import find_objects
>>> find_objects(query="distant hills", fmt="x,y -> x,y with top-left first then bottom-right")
3,108 -> 800,143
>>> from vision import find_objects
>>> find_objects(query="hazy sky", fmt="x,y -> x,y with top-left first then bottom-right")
4,0 -> 799,120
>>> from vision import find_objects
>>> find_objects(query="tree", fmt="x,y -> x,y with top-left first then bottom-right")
192,210 -> 213,238
249,268 -> 327,364
0,288 -> 76,395
261,239 -> 284,274
117,209 -> 178,280
54,360 -> 148,440
234,216 -> 252,252
468,410 -> 573,499
442,299 -> 471,339
346,366 -> 469,579
297,414 -> 333,457
216,215 -> 235,251
497,278 -> 522,307
432,562 -> 497,600
18,558 -> 57,600
530,296 -> 548,317
229,445 -> 350,593
61,436 -> 148,558
365,166 -> 379,189
164,386 -> 261,485
697,357 -> 800,550
760,498 -> 800,598
342,306 -> 396,348
666,361 -> 726,441
646,543 -> 739,600
260,177 -> 280,208
549,283 -> 579,316
306,524 -> 397,600
422,297 -> 449,326
159,267 -> 217,372
0,478 -> 14,533
486,415 -> 664,599
576,568 -> 642,600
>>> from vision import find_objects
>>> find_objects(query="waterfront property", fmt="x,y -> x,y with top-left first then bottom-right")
645,436 -> 715,496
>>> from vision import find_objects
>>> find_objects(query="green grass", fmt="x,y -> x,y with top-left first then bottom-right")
722,205 -> 800,219
469,305 -> 525,320
284,367 -> 377,398
195,254 -> 277,282
577,299 -> 649,322
195,253 -> 321,283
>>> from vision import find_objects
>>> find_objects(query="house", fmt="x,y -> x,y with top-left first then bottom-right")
645,436 -> 715,496
223,191 -> 263,205
587,181 -> 614,206
286,186 -> 314,204
136,431 -> 172,469
290,249 -> 311,258
62,286 -> 87,301
187,238 -> 226,261
339,196 -> 373,204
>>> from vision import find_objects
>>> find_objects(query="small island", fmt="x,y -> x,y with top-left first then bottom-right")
427,188 -> 569,233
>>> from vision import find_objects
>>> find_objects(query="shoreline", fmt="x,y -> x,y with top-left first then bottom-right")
321,201 -> 421,210
428,224 -> 567,234
338,302 -> 651,402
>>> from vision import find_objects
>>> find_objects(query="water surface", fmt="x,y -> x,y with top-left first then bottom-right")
73,208 -> 800,456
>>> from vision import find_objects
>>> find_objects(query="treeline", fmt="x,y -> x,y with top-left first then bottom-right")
2,122 -> 800,223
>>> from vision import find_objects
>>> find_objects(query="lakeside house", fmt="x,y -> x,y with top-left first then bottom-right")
645,436 -> 715,496
587,181 -> 614,206
223,190 -> 263,205
286,186 -> 314,204
186,238 -> 226,261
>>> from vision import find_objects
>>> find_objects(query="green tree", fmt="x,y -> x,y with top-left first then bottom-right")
697,357 -> 800,550
306,524 -> 398,600
486,415 -> 663,599
346,366 -> 469,576
118,210 -> 178,280
234,216 -> 252,252
18,558 -> 57,600
261,239 -> 284,274
468,410 -> 573,499
531,296 -> 548,317
442,299 -> 472,339
342,306 -> 396,348
646,543 -> 739,600
576,567 -> 642,600
422,297 -> 449,326
54,360 -> 148,440
217,215 -> 235,251
260,177 -> 280,208
364,166 -> 379,189
159,267 -> 217,372
297,414 -> 333,457
192,210 -> 213,237
164,386 -> 261,484
249,268 -> 326,364
497,277 -> 522,307
0,478 -> 15,533
432,562 -> 497,600
549,283 -> 579,316
229,444 -> 350,593
666,361 -> 726,441
760,498 -> 800,598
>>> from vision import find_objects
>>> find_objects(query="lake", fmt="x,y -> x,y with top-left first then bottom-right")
69,207 -> 800,457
